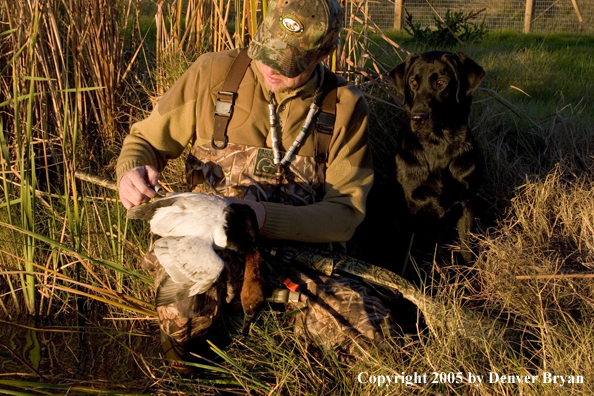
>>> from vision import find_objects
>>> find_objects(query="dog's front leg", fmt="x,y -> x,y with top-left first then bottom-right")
457,203 -> 475,262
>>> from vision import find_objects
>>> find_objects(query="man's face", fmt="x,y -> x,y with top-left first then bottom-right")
256,59 -> 321,93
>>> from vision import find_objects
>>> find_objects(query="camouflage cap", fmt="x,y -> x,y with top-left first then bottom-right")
248,0 -> 343,78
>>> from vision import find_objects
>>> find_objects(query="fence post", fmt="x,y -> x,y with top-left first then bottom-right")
394,0 -> 403,30
524,0 -> 534,33
571,0 -> 584,23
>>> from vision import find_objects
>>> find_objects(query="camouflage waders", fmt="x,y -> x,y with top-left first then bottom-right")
147,142 -> 397,365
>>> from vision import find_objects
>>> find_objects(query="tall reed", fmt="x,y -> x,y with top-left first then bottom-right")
0,0 -> 153,316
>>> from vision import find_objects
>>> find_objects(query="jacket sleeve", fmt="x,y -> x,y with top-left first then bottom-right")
260,91 -> 373,243
115,59 -> 208,185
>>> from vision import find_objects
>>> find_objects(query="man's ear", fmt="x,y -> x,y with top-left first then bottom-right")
388,53 -> 418,99
454,51 -> 485,96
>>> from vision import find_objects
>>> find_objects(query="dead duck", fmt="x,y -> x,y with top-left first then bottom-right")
126,192 -> 265,335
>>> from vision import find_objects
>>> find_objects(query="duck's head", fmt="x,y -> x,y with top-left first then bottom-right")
224,203 -> 259,254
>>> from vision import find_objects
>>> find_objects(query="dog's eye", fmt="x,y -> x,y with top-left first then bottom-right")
410,80 -> 418,88
436,79 -> 445,87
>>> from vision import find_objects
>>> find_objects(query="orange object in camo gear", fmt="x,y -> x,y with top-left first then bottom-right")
283,278 -> 300,292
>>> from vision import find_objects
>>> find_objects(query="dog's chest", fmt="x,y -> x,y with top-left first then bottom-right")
423,139 -> 452,164
400,130 -> 459,170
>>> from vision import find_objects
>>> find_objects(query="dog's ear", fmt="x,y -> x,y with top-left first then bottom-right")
441,53 -> 462,103
454,51 -> 485,96
388,53 -> 418,100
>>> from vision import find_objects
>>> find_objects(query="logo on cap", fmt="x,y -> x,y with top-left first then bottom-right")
279,14 -> 304,33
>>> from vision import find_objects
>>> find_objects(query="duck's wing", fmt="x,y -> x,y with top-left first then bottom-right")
153,236 -> 224,296
127,193 -> 227,220
140,193 -> 228,242
155,275 -> 194,307
126,193 -> 184,221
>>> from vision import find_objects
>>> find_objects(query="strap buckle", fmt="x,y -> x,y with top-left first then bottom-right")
316,111 -> 335,135
315,111 -> 335,163
211,135 -> 228,150
215,91 -> 235,117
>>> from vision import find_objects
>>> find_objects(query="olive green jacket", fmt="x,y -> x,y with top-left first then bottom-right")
116,48 -> 373,243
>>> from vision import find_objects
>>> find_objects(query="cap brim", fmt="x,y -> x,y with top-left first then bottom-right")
248,39 -> 320,78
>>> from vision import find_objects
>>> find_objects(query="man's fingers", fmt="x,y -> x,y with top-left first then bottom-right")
128,165 -> 159,198
120,194 -> 134,210
119,183 -> 137,210
131,176 -> 157,199
119,165 -> 161,209
145,165 -> 160,187
120,179 -> 149,207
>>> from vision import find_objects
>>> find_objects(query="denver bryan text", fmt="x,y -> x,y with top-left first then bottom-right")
488,372 -> 584,386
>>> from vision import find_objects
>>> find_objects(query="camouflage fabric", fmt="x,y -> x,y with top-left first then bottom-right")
248,0 -> 343,77
145,246 -> 398,355
186,143 -> 325,205
285,267 -> 399,353
143,249 -> 244,343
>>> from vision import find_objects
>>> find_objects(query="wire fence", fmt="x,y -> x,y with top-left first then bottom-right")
349,0 -> 593,32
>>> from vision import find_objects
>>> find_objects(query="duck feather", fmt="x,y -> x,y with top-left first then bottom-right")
128,192 -> 229,248
154,236 -> 224,296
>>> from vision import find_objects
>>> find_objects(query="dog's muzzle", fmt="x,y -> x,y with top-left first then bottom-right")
410,111 -> 430,129
411,111 -> 429,122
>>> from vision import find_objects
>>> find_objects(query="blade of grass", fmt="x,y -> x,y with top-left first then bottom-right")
207,340 -> 270,392
0,380 -> 146,395
0,222 -> 152,283
0,251 -> 154,313
21,4 -> 42,315
43,284 -> 156,317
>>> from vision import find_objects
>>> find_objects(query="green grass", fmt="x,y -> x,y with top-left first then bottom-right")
376,30 -> 594,124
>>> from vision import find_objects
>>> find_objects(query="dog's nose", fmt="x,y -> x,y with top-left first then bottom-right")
411,111 -> 429,122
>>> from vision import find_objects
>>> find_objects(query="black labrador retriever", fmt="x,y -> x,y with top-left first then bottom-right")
388,50 -> 485,262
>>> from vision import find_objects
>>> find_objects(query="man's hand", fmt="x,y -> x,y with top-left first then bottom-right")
119,165 -> 160,209
225,197 -> 266,230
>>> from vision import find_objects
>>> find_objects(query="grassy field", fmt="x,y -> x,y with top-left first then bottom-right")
391,30 -> 594,122
1,0 -> 594,394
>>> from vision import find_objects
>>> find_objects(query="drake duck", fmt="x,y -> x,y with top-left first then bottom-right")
127,192 -> 265,335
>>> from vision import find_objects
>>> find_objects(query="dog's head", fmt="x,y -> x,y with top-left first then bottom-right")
388,51 -> 484,131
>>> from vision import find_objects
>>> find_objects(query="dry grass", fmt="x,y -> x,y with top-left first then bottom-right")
467,167 -> 594,394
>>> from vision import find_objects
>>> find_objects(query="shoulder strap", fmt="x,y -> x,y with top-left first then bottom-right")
212,48 -> 252,149
212,51 -> 338,162
314,67 -> 338,164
